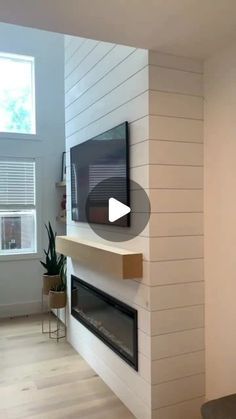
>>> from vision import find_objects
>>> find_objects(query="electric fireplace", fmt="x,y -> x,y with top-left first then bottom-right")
71,275 -> 138,370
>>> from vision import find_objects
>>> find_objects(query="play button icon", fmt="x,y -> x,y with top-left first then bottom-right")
86,177 -> 151,242
108,198 -> 131,223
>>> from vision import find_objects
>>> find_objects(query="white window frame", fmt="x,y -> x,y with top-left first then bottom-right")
0,157 -> 38,260
0,52 -> 36,138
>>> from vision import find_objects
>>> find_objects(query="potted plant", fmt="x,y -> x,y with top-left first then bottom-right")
49,264 -> 67,309
40,222 -> 65,295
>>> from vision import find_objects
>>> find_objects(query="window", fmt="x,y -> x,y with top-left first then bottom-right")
0,159 -> 36,255
0,53 -> 35,134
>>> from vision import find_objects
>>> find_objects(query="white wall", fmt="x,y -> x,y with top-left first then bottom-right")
65,36 -> 205,419
0,23 -> 65,317
204,41 -> 236,399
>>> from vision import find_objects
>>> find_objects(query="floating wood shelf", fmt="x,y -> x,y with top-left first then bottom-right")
56,236 -> 143,280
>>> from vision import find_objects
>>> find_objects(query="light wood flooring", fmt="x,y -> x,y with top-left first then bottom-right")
0,315 -> 135,419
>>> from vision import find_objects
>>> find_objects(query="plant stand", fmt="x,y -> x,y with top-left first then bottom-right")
49,308 -> 66,342
41,289 -> 66,339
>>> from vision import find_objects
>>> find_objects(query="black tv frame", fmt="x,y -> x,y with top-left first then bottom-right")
70,122 -> 130,227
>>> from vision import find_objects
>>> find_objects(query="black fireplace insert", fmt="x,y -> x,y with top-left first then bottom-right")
71,275 -> 138,370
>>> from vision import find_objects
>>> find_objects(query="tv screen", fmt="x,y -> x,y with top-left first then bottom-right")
70,122 -> 130,226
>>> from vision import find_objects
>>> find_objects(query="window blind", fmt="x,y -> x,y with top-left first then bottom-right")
0,160 -> 35,207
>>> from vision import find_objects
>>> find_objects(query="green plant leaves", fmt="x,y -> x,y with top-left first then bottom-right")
40,222 -> 66,276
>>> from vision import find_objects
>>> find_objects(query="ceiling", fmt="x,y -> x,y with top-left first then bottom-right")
0,0 -> 236,58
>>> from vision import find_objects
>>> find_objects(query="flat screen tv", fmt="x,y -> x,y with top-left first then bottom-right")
70,122 -> 130,226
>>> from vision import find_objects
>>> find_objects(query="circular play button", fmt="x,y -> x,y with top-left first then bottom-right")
108,198 -> 131,223
85,177 -> 151,242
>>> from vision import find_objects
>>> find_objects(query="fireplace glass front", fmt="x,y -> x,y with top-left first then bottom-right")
71,275 -> 138,370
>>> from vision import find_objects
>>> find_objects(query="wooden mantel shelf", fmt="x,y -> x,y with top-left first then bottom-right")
56,236 -> 143,280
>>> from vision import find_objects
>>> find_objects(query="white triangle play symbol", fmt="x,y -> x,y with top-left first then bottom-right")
108,198 -> 131,222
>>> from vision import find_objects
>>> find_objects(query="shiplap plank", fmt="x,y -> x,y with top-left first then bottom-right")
130,165 -> 149,189
65,36 -> 85,62
65,44 -> 136,107
131,138 -> 206,174
153,396 -> 204,419
150,236 -> 203,261
149,51 -> 203,74
150,282 -> 204,310
150,91 -> 203,120
66,41 -> 114,92
149,65 -> 203,96
66,208 -> 150,242
66,48 -> 148,122
152,351 -> 205,385
152,373 -> 205,409
130,141 -> 149,167
149,259 -> 204,286
149,165 -> 203,189
129,117 -> 149,145
151,328 -> 205,360
149,141 -> 203,166
66,67 -> 148,136
149,189 -> 203,213
65,39 -> 99,85
149,115 -> 203,142
149,212 -> 203,237
67,92 -> 148,149
68,191 -> 203,227
151,305 -> 204,336
138,330 -> 151,359
67,115 -> 148,150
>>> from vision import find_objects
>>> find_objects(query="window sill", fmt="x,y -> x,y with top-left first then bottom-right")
0,252 -> 41,262
0,132 -> 41,142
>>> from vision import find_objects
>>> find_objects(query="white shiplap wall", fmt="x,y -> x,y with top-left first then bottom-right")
64,38 -> 204,419
148,52 -> 204,419
65,36 -> 152,419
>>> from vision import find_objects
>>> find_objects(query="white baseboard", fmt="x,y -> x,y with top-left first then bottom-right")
0,300 -> 41,318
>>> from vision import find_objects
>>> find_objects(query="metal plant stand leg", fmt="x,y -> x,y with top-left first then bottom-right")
41,289 -> 58,335
41,288 -> 50,334
49,308 -> 66,342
